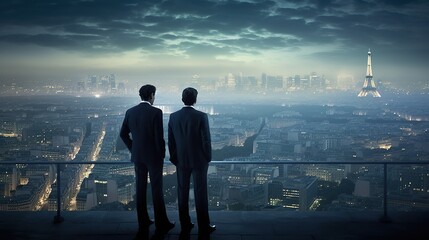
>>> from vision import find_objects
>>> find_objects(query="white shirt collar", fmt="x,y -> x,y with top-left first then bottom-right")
184,105 -> 194,108
141,100 -> 152,105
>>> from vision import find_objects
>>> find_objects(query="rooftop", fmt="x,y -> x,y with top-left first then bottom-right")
1,210 -> 428,240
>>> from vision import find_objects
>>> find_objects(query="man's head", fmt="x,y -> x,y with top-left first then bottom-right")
139,84 -> 156,104
182,87 -> 198,106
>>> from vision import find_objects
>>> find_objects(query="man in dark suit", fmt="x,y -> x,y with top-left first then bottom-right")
168,87 -> 216,234
120,84 -> 174,234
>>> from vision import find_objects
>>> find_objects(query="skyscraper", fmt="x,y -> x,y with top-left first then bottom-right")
109,74 -> 116,91
227,73 -> 236,90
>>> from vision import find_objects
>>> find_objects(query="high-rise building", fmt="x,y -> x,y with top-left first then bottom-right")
294,75 -> 301,88
260,73 -> 267,89
266,75 -> 283,91
227,73 -> 236,90
300,76 -> 310,89
336,74 -> 355,90
88,75 -> 98,91
109,74 -> 116,91
77,81 -> 86,92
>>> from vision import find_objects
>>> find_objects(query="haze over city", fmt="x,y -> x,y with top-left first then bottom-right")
1,0 -> 428,90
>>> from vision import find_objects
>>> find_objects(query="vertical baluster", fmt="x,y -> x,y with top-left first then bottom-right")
53,163 -> 64,223
380,163 -> 391,223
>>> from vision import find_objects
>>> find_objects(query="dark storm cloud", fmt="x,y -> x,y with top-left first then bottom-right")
376,0 -> 425,6
0,0 -> 428,62
0,33 -> 103,50
0,0 -> 140,26
0,0 -> 164,52
313,3 -> 429,50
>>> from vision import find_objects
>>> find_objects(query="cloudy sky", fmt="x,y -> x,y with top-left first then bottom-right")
0,0 -> 428,87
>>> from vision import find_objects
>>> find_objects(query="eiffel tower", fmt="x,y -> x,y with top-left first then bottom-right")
358,49 -> 381,97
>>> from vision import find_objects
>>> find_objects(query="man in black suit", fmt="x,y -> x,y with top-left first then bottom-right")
168,87 -> 216,234
120,84 -> 174,234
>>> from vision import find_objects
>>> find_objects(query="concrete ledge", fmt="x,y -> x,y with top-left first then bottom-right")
1,211 -> 428,240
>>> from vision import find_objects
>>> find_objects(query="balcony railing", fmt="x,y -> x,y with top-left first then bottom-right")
1,160 -> 429,224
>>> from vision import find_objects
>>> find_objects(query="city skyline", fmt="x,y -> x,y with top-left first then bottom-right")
1,0 -> 428,89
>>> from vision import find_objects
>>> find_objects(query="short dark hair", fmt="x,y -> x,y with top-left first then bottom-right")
139,84 -> 156,101
182,87 -> 198,105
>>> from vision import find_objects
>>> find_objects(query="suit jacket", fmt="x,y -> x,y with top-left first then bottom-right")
120,102 -> 165,166
168,107 -> 211,169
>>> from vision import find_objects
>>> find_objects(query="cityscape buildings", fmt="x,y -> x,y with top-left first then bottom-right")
1,86 -> 428,212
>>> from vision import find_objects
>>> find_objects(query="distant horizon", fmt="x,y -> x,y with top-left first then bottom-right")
1,1 -> 428,89
1,62 -> 427,91
1,69 -> 426,93
2,88 -> 429,109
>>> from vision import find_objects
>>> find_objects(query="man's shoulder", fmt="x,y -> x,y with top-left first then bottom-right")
126,104 -> 139,113
149,104 -> 162,113
194,109 -> 207,117
170,109 -> 182,118
128,103 -> 162,113
184,107 -> 207,116
126,104 -> 142,112
171,107 -> 206,116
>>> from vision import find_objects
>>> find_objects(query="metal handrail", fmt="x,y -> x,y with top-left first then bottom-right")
2,160 -> 429,223
2,160 -> 429,165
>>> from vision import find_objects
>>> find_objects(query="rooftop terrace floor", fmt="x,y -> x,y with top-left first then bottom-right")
1,210 -> 428,240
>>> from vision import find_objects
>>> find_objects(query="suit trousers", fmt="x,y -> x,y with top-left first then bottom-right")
177,164 -> 210,228
135,162 -> 169,228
